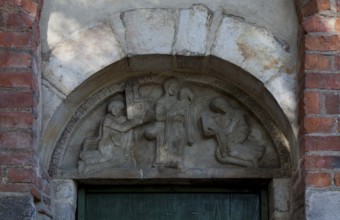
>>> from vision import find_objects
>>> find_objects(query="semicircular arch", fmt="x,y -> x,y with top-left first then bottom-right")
42,55 -> 294,180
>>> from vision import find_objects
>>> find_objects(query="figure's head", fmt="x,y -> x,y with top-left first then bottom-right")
249,128 -> 262,142
179,87 -> 194,102
164,78 -> 180,96
108,100 -> 125,116
210,97 -> 231,114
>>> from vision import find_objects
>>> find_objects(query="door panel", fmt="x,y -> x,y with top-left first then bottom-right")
79,187 -> 267,220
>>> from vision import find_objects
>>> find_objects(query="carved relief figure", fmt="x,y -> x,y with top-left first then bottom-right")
72,77 -> 279,176
228,128 -> 267,167
78,99 -> 149,173
144,78 -> 194,169
177,87 -> 194,146
202,97 -> 265,167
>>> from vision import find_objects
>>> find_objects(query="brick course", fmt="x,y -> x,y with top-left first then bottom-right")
304,91 -> 320,114
305,35 -> 340,51
306,173 -> 331,187
302,0 -> 330,18
305,73 -> 340,89
303,117 -> 335,133
324,93 -> 340,114
305,155 -> 340,169
305,136 -> 340,151
0,51 -> 32,68
303,15 -> 333,32
0,72 -> 33,88
304,53 -> 331,70
335,173 -> 340,186
0,92 -> 34,108
0,32 -> 32,48
7,167 -> 34,183
8,0 -> 38,17
0,131 -> 33,148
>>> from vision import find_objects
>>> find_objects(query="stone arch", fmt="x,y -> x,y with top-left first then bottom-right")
45,56 -> 294,220
42,55 -> 293,177
39,4 -> 299,220
41,6 -> 298,169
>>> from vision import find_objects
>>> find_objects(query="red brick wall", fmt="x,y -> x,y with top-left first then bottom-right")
294,0 -> 340,218
0,0 -> 52,219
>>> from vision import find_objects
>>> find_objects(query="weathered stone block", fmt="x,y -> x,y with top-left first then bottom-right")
270,211 -> 291,220
54,203 -> 75,220
265,72 -> 297,129
53,180 -> 77,220
174,5 -> 210,55
110,12 -> 128,54
212,15 -> 291,82
270,178 -> 290,213
41,81 -> 63,131
44,23 -> 124,95
54,179 -> 77,205
122,9 -> 176,55
0,195 -> 35,219
306,190 -> 340,220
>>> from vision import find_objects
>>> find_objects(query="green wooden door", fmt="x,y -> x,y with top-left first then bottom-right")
78,187 -> 268,220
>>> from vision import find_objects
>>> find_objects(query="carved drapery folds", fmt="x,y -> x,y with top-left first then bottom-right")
50,74 -> 290,179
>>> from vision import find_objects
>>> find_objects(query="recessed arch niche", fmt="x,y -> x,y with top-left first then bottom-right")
42,55 -> 293,181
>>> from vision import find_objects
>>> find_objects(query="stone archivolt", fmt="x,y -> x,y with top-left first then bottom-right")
50,74 -> 289,178
42,5 -> 297,137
